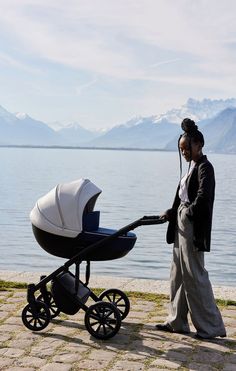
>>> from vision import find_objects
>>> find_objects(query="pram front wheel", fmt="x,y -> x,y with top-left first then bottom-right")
22,301 -> 51,331
99,289 -> 130,320
37,292 -> 60,319
85,301 -> 121,340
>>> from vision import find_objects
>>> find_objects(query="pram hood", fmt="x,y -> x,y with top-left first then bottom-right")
30,179 -> 102,238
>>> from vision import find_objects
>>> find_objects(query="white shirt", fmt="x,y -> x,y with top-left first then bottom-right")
178,161 -> 196,203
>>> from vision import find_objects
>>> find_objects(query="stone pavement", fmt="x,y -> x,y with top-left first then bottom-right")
0,275 -> 236,370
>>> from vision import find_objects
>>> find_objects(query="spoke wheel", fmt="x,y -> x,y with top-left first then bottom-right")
99,289 -> 130,320
85,301 -> 121,340
37,292 -> 60,318
22,301 -> 51,331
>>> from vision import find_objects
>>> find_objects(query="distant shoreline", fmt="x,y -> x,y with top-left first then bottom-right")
0,144 -> 176,152
0,144 -> 235,155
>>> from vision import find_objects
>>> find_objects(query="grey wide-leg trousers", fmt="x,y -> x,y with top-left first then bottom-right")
166,203 -> 226,338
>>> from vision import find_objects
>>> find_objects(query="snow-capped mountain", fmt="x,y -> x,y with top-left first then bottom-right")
155,98 -> 236,124
165,107 -> 236,153
57,122 -> 99,145
0,107 -> 62,145
14,113 -> 63,145
201,107 -> 236,153
1,98 -> 236,152
118,116 -> 148,128
88,116 -> 181,149
15,112 -> 28,120
88,98 -> 236,151
0,105 -> 19,124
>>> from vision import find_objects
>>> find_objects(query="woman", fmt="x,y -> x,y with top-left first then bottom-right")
156,118 -> 226,339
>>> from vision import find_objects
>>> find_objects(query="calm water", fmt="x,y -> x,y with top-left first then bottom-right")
0,147 -> 235,286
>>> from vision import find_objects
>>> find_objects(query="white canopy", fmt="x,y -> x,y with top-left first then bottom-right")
30,179 -> 102,238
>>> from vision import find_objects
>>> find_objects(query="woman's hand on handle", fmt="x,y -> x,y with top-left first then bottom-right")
160,208 -> 174,222
159,214 -> 168,222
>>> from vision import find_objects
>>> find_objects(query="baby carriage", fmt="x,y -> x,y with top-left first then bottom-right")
22,178 -> 165,339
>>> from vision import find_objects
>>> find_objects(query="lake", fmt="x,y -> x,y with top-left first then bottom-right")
0,147 -> 235,286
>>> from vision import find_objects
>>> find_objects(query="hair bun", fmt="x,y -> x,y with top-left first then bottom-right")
181,118 -> 198,134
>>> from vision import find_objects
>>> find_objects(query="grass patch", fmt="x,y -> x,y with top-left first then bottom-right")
89,287 -> 168,305
223,339 -> 236,348
89,288 -> 236,306
125,291 -> 168,305
0,280 -> 235,307
0,280 -> 27,291
90,287 -> 103,297
216,298 -> 236,307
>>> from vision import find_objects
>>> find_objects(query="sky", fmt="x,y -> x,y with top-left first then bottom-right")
0,0 -> 236,130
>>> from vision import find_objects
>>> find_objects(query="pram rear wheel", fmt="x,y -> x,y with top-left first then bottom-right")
85,301 -> 121,340
37,292 -> 60,318
99,289 -> 130,320
22,301 -> 51,331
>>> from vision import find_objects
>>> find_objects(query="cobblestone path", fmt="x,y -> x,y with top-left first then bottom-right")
0,289 -> 235,370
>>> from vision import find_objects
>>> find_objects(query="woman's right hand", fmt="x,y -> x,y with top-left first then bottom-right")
159,213 -> 168,222
160,209 -> 173,222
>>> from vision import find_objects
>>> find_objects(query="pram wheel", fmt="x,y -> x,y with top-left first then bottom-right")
22,301 -> 51,331
37,292 -> 60,318
85,301 -> 121,340
99,289 -> 130,320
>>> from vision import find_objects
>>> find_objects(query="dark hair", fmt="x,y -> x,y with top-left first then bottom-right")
178,118 -> 205,178
180,118 -> 204,146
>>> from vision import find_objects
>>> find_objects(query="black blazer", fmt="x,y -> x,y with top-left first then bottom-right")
166,155 -> 215,252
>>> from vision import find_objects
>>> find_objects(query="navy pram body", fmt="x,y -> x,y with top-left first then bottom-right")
30,178 -> 137,260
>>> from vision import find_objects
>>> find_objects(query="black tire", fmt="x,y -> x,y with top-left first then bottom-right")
37,292 -> 60,318
22,301 -> 51,331
99,288 -> 130,320
85,301 -> 121,340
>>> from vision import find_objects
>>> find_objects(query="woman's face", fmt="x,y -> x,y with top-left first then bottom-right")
179,136 -> 202,162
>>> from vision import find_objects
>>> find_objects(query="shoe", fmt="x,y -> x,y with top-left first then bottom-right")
155,323 -> 190,334
155,323 -> 173,332
194,333 -> 205,339
195,333 -> 226,340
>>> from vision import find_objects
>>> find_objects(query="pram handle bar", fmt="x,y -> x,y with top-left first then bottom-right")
140,215 -> 167,225
67,215 -> 166,264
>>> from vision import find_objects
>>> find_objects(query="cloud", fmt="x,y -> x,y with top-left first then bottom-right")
1,0 -> 236,83
0,0 -> 236,127
147,59 -> 181,69
0,51 -> 41,73
75,78 -> 98,95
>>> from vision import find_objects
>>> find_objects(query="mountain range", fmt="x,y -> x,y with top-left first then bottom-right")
1,98 -> 236,153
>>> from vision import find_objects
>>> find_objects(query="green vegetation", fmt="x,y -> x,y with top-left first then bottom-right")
0,280 -> 27,291
215,298 -> 236,307
0,280 -> 235,306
